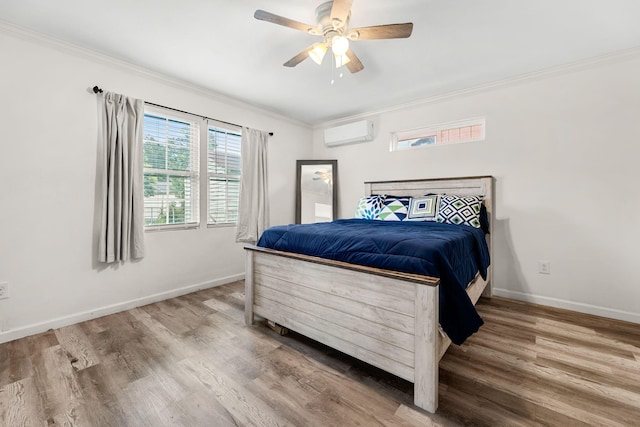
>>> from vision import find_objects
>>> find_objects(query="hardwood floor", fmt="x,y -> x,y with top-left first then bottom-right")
1,281 -> 639,426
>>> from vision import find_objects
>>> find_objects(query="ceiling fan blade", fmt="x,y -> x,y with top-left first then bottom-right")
348,23 -> 413,40
345,48 -> 364,73
330,0 -> 353,28
254,9 -> 317,34
283,44 -> 317,67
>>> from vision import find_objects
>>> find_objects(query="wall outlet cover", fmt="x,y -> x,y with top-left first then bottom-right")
538,261 -> 551,275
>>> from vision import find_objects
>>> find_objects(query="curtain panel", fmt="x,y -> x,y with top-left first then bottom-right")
97,92 -> 145,263
236,128 -> 270,244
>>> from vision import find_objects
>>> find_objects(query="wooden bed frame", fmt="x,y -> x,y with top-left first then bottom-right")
244,176 -> 493,413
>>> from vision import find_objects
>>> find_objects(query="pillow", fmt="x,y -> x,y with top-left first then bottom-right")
354,194 -> 385,220
378,196 -> 410,221
436,194 -> 484,228
407,195 -> 439,221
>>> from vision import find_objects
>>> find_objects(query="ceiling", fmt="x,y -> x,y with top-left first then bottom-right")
1,0 -> 640,125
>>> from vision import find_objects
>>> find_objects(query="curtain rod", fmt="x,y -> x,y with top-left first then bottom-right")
92,86 -> 273,136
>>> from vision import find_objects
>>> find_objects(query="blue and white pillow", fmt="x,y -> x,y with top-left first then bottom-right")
436,194 -> 484,228
407,195 -> 439,221
378,196 -> 410,221
355,195 -> 385,220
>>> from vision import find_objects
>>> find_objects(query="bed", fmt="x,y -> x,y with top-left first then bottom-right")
244,176 -> 493,413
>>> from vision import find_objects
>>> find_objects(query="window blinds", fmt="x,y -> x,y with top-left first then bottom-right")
208,126 -> 242,225
143,113 -> 200,227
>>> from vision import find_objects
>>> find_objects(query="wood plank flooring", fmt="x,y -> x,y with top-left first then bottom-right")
1,280 -> 639,426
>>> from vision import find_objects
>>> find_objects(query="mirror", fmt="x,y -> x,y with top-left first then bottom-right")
296,160 -> 338,224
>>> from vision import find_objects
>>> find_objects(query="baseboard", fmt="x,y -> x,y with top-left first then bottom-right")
493,288 -> 640,325
0,273 -> 244,344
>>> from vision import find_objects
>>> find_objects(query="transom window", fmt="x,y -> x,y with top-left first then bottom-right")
391,118 -> 485,151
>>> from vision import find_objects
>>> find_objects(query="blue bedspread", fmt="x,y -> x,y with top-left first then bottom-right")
257,219 -> 490,344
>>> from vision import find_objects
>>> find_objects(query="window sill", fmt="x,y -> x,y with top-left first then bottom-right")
145,224 -> 199,232
207,223 -> 237,229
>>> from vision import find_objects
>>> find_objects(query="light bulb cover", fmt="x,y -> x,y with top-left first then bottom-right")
334,53 -> 351,68
331,35 -> 349,56
308,43 -> 327,65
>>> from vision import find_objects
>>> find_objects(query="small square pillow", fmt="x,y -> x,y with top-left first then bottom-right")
407,195 -> 439,221
378,196 -> 410,221
436,194 -> 484,228
354,194 -> 385,220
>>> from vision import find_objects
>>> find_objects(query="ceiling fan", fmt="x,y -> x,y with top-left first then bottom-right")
254,0 -> 413,73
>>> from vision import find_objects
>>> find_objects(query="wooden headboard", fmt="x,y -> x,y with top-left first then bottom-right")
364,176 -> 494,290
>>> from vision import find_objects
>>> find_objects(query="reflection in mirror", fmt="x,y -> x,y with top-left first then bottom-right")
296,160 -> 338,224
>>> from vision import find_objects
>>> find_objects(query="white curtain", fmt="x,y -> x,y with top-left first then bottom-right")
97,92 -> 145,263
236,127 -> 270,244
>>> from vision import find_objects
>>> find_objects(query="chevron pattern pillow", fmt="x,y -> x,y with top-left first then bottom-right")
436,195 -> 484,228
354,195 -> 386,220
378,196 -> 410,221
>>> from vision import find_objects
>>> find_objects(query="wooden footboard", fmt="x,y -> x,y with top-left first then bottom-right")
245,246 -> 457,413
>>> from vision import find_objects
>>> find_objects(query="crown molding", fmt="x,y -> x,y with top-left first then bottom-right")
314,45 -> 640,129
3,19 -> 638,131
0,20 -> 311,129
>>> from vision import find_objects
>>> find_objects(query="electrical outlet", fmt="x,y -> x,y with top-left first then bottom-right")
0,282 -> 8,300
538,261 -> 551,275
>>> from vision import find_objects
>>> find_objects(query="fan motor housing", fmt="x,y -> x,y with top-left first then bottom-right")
315,1 -> 350,35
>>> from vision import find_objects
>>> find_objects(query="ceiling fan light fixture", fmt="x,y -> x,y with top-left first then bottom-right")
255,1 -> 414,74
308,43 -> 328,65
334,53 -> 351,68
331,35 -> 349,56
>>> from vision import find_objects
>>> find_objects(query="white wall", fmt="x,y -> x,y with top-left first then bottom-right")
313,51 -> 640,323
0,27 -> 312,343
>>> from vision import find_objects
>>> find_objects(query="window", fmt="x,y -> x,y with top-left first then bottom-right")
142,108 -> 243,230
391,117 -> 485,151
208,126 -> 242,225
143,112 -> 200,228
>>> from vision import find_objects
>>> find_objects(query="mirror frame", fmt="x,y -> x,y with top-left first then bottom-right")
295,160 -> 338,224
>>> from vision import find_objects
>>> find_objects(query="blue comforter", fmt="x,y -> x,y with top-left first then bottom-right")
257,219 -> 490,344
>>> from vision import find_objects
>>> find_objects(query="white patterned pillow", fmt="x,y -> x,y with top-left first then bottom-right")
378,196 -> 410,221
407,195 -> 439,221
354,195 -> 386,220
436,195 -> 484,228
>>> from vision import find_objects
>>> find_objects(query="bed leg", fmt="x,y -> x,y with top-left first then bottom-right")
414,285 -> 439,413
482,281 -> 493,298
482,268 -> 493,298
482,243 -> 493,298
245,250 -> 255,326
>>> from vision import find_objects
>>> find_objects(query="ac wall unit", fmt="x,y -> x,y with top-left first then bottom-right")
324,120 -> 374,147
